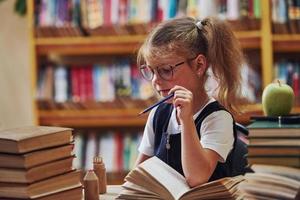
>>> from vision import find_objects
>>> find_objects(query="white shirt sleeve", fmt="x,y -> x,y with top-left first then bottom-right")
200,110 -> 234,162
137,107 -> 157,156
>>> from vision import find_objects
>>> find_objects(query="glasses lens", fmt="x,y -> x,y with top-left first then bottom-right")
158,66 -> 173,80
140,65 -> 153,81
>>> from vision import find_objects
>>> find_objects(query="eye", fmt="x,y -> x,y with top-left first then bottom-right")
158,66 -> 172,75
140,65 -> 154,80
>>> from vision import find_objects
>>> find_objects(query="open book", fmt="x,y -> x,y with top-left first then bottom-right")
117,156 -> 244,200
239,164 -> 300,200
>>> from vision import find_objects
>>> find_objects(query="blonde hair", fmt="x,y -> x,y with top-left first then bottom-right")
137,17 -> 244,113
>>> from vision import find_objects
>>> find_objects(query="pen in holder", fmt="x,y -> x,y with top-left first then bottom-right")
93,156 -> 107,194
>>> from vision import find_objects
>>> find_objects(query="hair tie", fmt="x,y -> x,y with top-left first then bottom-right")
195,20 -> 203,30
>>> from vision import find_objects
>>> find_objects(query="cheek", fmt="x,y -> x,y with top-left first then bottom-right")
176,74 -> 198,89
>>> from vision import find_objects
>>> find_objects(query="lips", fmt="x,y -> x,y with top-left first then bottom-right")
158,89 -> 170,96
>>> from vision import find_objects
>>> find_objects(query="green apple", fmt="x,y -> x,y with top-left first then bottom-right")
262,80 -> 295,116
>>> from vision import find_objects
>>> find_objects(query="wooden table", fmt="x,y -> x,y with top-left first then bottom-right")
98,185 -> 122,200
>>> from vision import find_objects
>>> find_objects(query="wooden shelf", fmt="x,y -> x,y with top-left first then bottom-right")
38,108 -> 148,127
39,104 -> 300,127
35,35 -> 145,55
39,104 -> 298,127
272,34 -> 300,52
234,30 -> 261,49
34,30 -> 261,55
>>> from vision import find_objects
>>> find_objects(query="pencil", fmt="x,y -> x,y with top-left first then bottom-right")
138,93 -> 174,116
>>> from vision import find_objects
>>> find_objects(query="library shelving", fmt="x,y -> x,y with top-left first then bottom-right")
27,1 -> 300,184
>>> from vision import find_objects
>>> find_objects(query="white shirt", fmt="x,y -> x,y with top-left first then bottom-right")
138,98 -> 234,162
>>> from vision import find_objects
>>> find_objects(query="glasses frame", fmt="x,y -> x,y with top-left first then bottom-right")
139,56 -> 198,81
139,61 -> 186,81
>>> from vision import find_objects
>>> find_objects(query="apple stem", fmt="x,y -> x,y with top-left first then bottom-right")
277,79 -> 281,87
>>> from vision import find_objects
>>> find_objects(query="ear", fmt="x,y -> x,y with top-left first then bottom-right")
194,54 -> 207,77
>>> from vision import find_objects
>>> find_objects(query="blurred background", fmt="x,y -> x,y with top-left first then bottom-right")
0,0 -> 33,129
0,0 -> 299,184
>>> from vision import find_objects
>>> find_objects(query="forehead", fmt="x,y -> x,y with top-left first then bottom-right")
145,53 -> 185,67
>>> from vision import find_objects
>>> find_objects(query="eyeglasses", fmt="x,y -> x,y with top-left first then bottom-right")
139,61 -> 186,81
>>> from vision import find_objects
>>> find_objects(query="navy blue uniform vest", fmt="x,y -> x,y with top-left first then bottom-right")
153,101 -> 248,181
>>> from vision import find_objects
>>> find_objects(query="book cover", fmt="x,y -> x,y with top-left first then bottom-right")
239,164 -> 300,199
0,170 -> 81,199
0,156 -> 74,183
248,119 -> 300,129
0,126 -> 73,154
0,144 -> 74,169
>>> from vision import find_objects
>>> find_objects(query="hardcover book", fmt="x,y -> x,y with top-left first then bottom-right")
0,126 -> 73,154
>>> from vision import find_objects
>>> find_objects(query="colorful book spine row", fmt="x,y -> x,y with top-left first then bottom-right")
36,60 -> 154,104
34,0 -> 261,37
272,0 -> 300,34
72,131 -> 142,172
274,59 -> 300,104
36,62 -> 259,109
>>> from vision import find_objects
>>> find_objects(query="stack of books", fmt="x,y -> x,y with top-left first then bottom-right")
238,164 -> 300,199
247,117 -> 300,168
0,126 -> 82,199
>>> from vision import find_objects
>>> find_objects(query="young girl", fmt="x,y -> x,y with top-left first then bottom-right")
135,17 -> 247,187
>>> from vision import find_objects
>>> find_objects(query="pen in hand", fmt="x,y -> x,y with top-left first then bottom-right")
138,93 -> 174,116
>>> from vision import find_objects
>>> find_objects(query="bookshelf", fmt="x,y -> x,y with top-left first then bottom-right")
27,1 -> 300,184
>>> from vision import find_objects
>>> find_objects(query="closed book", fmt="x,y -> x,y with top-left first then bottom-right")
248,146 -> 300,156
248,156 -> 300,167
247,120 -> 300,138
0,126 -> 73,154
249,138 -> 300,146
1,185 -> 82,200
239,164 -> 300,200
0,170 -> 81,199
0,144 -> 73,169
0,156 -> 74,183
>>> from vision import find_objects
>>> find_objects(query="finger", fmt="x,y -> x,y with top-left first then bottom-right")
173,98 -> 192,108
168,85 -> 187,95
174,91 -> 192,99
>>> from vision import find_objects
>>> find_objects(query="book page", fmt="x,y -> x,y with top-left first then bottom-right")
139,156 -> 190,200
251,164 -> 300,181
125,167 -> 172,199
239,181 -> 297,199
123,181 -> 158,195
244,173 -> 300,190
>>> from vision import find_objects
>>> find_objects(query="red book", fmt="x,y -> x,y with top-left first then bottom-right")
85,65 -> 94,100
114,133 -> 124,171
103,0 -> 112,26
78,67 -> 87,101
71,67 -> 80,102
119,0 -> 128,25
292,71 -> 299,102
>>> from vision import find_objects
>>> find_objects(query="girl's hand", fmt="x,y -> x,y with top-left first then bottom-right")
169,86 -> 194,123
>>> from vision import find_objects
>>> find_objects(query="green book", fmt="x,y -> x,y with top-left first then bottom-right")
247,121 -> 300,138
248,120 -> 300,129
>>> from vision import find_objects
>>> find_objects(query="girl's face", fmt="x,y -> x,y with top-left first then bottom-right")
145,54 -> 202,97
